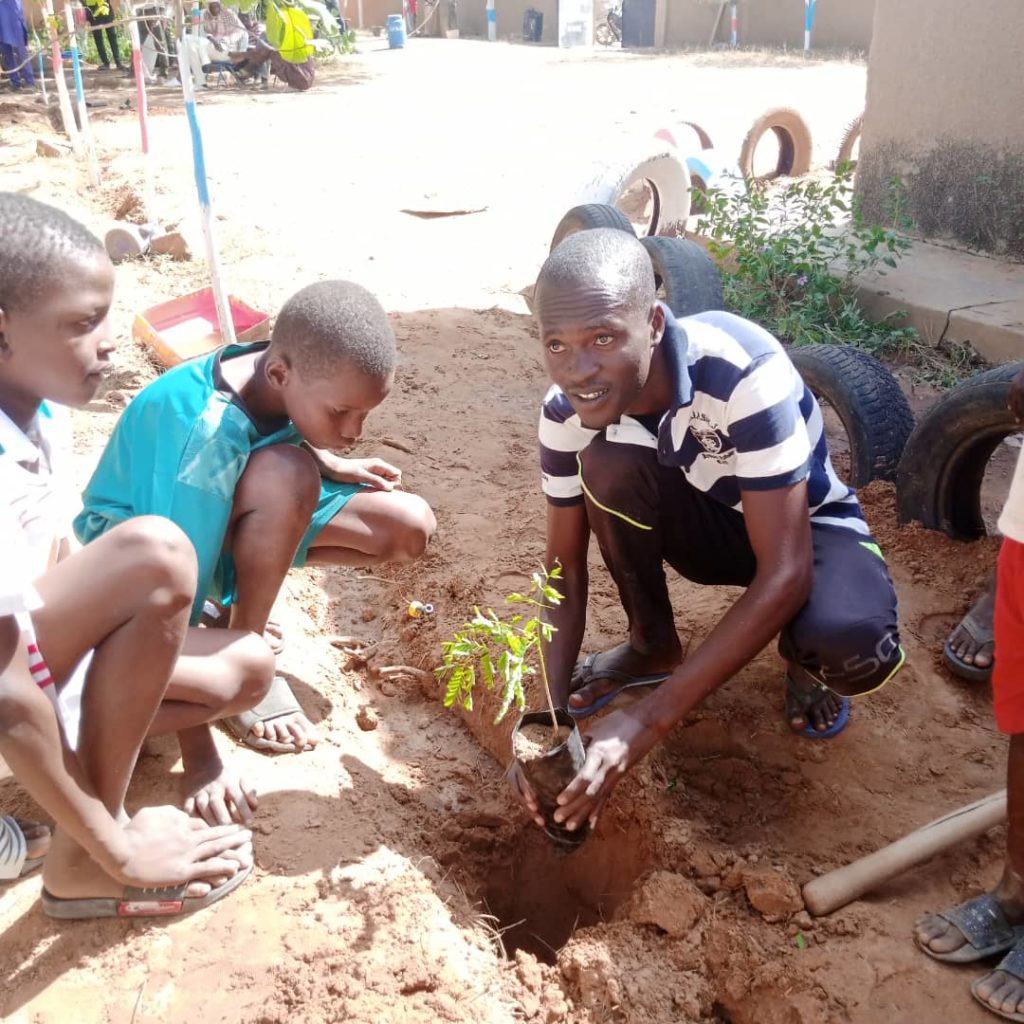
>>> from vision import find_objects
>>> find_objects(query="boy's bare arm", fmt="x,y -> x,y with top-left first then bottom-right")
301,441 -> 402,491
0,628 -> 249,886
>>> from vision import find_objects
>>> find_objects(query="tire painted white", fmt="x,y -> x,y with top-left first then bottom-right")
573,146 -> 692,236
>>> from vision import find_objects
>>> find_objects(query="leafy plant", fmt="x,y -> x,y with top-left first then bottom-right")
437,565 -> 563,726
695,168 -> 918,356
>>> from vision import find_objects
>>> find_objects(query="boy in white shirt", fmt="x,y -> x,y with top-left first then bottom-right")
0,192 -> 257,918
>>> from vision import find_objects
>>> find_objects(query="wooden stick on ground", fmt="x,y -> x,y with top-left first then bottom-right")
802,789 -> 1007,917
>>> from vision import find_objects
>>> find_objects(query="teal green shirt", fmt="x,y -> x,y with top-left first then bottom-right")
75,344 -> 301,623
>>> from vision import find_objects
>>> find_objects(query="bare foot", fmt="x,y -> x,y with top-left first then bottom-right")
568,641 -> 682,713
180,744 -> 258,826
947,578 -> 996,671
249,710 -> 319,750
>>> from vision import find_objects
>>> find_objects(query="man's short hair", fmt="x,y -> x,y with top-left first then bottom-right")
271,280 -> 397,380
0,193 -> 105,312
536,228 -> 656,316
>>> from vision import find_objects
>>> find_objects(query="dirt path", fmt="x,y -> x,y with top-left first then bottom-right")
0,39 -> 1006,1024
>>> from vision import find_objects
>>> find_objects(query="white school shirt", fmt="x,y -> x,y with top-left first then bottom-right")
999,445 -> 1024,544
0,402 -> 78,707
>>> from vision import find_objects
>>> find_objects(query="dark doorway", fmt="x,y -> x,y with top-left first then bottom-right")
621,0 -> 655,46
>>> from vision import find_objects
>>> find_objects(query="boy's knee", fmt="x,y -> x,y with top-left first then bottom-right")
385,494 -> 436,562
116,516 -> 198,610
232,633 -> 276,709
238,445 -> 320,516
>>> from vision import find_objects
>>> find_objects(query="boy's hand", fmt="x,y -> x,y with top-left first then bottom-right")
320,456 -> 402,491
114,805 -> 252,887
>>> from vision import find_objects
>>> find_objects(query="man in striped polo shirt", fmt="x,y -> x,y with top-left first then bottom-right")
512,229 -> 903,835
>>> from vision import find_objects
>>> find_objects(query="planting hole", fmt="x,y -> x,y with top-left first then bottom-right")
616,179 -> 659,236
479,820 -> 648,963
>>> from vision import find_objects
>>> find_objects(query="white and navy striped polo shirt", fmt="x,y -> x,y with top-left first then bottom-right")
538,307 -> 868,535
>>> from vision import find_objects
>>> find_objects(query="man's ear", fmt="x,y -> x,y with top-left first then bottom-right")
0,305 -> 9,357
650,301 -> 665,344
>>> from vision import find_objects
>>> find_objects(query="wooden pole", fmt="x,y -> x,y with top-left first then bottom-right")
123,0 -> 155,222
708,1 -> 725,47
802,790 -> 1008,917
42,0 -> 82,154
63,2 -> 100,185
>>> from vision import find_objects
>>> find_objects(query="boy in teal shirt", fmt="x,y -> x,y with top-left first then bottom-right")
77,281 -> 435,791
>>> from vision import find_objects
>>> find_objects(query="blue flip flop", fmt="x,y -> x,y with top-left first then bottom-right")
785,674 -> 850,740
567,653 -> 671,720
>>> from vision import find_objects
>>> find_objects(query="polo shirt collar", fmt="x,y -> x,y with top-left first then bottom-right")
659,304 -> 692,409
0,401 -> 51,464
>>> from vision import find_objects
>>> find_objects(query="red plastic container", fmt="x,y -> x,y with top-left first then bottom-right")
133,288 -> 270,368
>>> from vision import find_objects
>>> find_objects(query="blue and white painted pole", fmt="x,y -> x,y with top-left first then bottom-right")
32,29 -> 48,105
804,0 -> 816,52
64,2 -> 100,186
179,24 -> 237,347
730,2 -> 737,47
486,0 -> 496,41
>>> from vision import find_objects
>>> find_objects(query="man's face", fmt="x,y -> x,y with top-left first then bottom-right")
0,251 -> 116,409
275,357 -> 392,451
535,279 -> 663,430
208,2 -> 222,14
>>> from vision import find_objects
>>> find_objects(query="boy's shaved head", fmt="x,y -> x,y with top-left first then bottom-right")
0,193 -> 105,312
271,280 -> 397,381
535,228 -> 655,315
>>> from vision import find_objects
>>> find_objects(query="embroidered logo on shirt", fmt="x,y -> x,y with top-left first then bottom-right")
689,412 -> 734,464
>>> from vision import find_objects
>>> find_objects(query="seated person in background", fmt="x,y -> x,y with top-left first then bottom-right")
76,280 -> 436,762
182,0 -> 249,89
202,0 -> 248,55
0,192 -> 253,918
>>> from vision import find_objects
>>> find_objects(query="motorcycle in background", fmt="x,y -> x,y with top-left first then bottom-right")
595,2 -> 621,45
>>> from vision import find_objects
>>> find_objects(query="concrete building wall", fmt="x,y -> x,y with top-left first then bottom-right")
661,0 -> 872,51
450,0 -> 870,49
856,0 -> 1024,258
457,0 -> 559,43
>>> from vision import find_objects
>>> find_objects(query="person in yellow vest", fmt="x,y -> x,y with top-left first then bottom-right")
82,0 -> 126,71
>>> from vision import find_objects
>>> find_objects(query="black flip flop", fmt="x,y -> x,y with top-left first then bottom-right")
944,607 -> 995,683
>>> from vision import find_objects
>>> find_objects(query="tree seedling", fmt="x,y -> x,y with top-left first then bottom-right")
437,564 -> 564,729
437,565 -> 589,848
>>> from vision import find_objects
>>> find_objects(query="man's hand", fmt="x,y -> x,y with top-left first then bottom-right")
553,709 -> 661,832
1010,367 -> 1024,422
317,454 -> 402,491
115,805 -> 252,887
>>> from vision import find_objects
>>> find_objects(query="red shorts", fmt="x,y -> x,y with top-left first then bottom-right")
994,538 -> 1024,733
